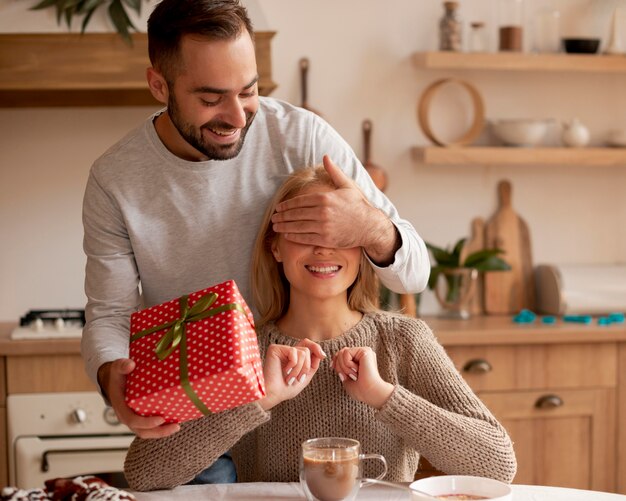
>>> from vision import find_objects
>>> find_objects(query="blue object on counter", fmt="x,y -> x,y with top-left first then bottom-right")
541,316 -> 557,324
563,314 -> 593,324
596,312 -> 625,326
513,309 -> 537,324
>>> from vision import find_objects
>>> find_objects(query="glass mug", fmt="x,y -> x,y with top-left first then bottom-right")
300,437 -> 388,501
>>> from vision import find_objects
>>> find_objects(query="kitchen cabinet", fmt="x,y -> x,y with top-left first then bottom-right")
1,320 -> 626,492
445,344 -> 615,490
0,358 -> 6,488
427,316 -> 626,494
412,51 -> 626,166
0,324 -> 95,487
0,32 -> 276,107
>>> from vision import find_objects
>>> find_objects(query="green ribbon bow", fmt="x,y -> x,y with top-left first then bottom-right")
131,292 -> 245,416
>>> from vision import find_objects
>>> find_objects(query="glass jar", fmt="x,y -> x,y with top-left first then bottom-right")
469,21 -> 488,52
498,0 -> 524,51
534,7 -> 560,52
439,1 -> 462,52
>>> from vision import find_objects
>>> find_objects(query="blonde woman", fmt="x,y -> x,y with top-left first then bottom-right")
124,163 -> 516,491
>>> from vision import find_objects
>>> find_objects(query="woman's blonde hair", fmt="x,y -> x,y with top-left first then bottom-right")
251,166 -> 379,327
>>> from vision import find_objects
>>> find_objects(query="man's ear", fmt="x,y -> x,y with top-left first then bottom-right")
146,67 -> 169,104
271,240 -> 282,262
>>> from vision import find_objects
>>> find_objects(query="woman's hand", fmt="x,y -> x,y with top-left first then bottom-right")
259,339 -> 326,411
332,347 -> 394,409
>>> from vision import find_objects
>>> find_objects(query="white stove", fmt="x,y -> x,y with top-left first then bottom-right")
7,392 -> 134,489
11,309 -> 85,340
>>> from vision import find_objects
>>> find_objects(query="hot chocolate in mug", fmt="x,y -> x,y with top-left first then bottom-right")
300,437 -> 388,501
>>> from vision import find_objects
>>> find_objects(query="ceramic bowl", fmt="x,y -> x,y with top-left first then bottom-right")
562,38 -> 601,54
491,119 -> 551,147
410,475 -> 512,500
606,129 -> 626,148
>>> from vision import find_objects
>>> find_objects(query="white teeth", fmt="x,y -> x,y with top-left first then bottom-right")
306,265 -> 340,274
209,127 -> 236,136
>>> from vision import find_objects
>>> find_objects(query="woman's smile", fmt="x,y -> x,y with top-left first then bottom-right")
305,264 -> 342,277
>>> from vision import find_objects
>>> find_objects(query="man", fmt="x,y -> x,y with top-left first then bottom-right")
81,0 -> 429,484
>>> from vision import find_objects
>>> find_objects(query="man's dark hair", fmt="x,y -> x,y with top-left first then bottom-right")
147,0 -> 254,80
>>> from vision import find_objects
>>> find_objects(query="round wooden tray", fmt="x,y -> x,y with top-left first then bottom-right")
417,78 -> 485,147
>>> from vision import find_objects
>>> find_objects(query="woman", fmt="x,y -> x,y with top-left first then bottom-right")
124,165 -> 517,491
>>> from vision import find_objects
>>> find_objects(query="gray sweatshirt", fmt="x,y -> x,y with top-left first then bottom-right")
81,97 -> 429,387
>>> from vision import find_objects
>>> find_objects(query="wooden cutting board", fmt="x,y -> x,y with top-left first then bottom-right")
460,217 -> 485,315
484,180 -> 535,314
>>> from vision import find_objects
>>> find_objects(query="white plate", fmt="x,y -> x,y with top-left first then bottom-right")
410,475 -> 513,500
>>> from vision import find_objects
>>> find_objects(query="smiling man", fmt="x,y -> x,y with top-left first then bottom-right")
81,0 -> 430,486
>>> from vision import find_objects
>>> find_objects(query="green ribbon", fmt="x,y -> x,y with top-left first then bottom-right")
131,292 -> 245,416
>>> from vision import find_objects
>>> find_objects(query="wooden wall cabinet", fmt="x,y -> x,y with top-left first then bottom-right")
0,32 -> 277,107
445,342 -> 618,492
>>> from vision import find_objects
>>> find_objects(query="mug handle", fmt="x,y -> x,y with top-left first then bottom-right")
358,453 -> 388,488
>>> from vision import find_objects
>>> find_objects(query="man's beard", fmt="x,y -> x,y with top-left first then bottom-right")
167,94 -> 256,161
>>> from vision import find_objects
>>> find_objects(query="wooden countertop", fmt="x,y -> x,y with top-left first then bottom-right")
0,322 -> 81,356
425,315 -> 626,346
1,315 -> 625,356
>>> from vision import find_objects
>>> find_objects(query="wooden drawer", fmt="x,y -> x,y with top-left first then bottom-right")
479,388 -> 616,492
0,407 -> 6,488
445,343 -> 617,392
6,355 -> 95,394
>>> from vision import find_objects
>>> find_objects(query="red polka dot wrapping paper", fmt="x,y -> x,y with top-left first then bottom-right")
125,280 -> 266,423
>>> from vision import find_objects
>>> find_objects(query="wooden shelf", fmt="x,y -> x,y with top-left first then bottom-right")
412,146 -> 626,166
0,32 -> 277,107
413,51 -> 626,73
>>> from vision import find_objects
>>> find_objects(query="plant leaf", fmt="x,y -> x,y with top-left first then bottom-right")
463,248 -> 505,267
29,0 -> 60,11
80,3 -> 100,32
425,242 -> 458,267
472,255 -> 511,272
78,0 -> 105,14
108,0 -> 135,45
122,0 -> 141,15
427,265 -> 443,290
451,238 -> 466,262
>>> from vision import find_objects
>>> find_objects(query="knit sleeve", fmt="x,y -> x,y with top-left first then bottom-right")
375,318 -> 517,483
124,402 -> 270,491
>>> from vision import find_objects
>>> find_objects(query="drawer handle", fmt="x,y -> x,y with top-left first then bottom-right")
463,359 -> 492,374
535,394 -> 564,410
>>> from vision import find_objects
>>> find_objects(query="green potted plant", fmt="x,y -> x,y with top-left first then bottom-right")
27,0 -> 145,44
426,238 -> 510,319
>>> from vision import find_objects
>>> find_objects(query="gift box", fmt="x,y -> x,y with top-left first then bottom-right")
125,280 -> 265,423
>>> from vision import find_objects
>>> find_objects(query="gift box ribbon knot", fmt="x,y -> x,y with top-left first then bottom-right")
130,292 -> 246,415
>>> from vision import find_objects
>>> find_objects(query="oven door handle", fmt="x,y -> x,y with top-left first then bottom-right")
41,447 -> 129,472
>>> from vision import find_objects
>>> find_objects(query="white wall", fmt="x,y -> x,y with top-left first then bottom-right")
1,0 -> 625,320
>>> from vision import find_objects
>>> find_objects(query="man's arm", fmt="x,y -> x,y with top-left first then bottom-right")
272,153 -> 430,294
82,169 -> 179,438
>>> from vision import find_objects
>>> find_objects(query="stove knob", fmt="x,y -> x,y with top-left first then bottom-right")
71,408 -> 87,424
54,318 -> 65,331
33,318 -> 44,332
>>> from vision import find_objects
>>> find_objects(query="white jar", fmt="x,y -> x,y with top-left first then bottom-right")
562,118 -> 590,147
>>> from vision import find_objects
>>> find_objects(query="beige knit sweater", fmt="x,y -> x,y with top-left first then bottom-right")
124,312 -> 517,491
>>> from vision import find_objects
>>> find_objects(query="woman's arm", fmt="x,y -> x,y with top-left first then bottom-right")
124,403 -> 269,491
375,317 -> 517,483
124,340 -> 325,491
